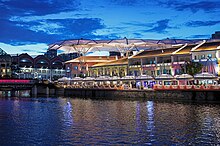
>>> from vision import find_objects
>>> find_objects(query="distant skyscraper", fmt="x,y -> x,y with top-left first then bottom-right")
212,31 -> 220,39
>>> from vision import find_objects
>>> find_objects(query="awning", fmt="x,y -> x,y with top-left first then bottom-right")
194,72 -> 217,79
155,74 -> 174,80
136,75 -> 153,80
175,74 -> 193,80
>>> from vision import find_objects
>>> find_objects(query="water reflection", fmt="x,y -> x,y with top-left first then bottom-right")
0,98 -> 220,145
146,101 -> 154,136
63,99 -> 73,127
135,102 -> 141,133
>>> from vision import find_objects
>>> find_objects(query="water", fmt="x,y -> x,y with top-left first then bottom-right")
0,97 -> 220,145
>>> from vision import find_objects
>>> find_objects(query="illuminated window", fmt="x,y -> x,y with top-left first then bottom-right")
151,71 -> 155,75
207,54 -> 212,58
157,70 -> 160,75
25,69 -> 30,72
74,66 -> 78,70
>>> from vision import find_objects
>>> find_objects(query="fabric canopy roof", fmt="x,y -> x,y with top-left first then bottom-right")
48,38 -> 201,54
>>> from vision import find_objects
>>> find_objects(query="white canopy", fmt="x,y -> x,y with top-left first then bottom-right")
121,75 -> 135,80
109,76 -> 121,81
95,76 -> 111,81
136,75 -> 153,80
194,72 -> 217,79
48,38 -> 199,55
71,77 -> 83,81
175,74 -> 193,80
58,77 -> 71,81
155,74 -> 174,80
83,77 -> 95,81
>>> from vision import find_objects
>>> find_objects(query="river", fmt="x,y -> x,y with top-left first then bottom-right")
0,97 -> 219,145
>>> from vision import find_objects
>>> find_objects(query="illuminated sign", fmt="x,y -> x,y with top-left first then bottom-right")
0,79 -> 31,84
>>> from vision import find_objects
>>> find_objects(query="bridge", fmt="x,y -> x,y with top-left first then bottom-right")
0,79 -> 37,97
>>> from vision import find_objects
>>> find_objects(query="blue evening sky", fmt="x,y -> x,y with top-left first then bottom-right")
0,0 -> 220,55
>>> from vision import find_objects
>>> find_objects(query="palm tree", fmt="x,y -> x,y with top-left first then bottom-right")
181,61 -> 203,76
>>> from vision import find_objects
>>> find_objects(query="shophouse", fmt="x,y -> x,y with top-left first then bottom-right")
65,56 -> 117,77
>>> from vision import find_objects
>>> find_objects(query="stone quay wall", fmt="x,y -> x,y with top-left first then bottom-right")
63,88 -> 220,101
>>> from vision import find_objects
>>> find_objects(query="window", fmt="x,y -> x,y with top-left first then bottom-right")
74,66 -> 78,70
207,54 -> 212,58
25,69 -> 30,73
201,55 -> 205,59
194,56 -> 197,60
157,70 -> 160,75
163,69 -> 167,74
151,71 -> 155,76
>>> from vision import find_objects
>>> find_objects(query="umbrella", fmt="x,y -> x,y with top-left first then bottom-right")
155,74 -> 174,80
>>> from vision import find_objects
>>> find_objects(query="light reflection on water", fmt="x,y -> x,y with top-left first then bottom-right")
0,97 -> 220,145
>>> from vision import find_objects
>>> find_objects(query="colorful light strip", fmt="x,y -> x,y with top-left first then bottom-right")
0,79 -> 31,83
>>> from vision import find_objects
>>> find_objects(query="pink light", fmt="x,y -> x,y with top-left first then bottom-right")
0,79 -> 31,84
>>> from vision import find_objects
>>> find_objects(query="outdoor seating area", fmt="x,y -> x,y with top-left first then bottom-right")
56,72 -> 220,91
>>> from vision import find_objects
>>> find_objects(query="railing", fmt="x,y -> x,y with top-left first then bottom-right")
153,85 -> 220,91
58,83 -> 220,91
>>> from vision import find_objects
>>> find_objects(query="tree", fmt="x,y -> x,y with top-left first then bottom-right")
181,61 -> 203,76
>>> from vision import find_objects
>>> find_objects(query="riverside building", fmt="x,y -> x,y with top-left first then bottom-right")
12,53 -> 66,80
0,48 -> 12,78
65,56 -> 118,77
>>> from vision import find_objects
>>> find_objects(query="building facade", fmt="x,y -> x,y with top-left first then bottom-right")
90,57 -> 128,77
86,40 -> 220,79
0,48 -> 12,78
12,53 -> 65,80
65,56 -> 118,77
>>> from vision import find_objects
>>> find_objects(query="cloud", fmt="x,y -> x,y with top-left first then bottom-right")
122,21 -> 153,27
51,18 -> 105,36
186,34 -> 211,39
186,20 -> 220,27
0,17 -> 106,45
0,0 -> 81,17
0,42 -> 48,55
110,0 -> 140,6
144,19 -> 171,33
0,19 -> 57,45
22,47 -> 47,53
132,32 -> 143,38
157,0 -> 220,13
109,0 -> 153,6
